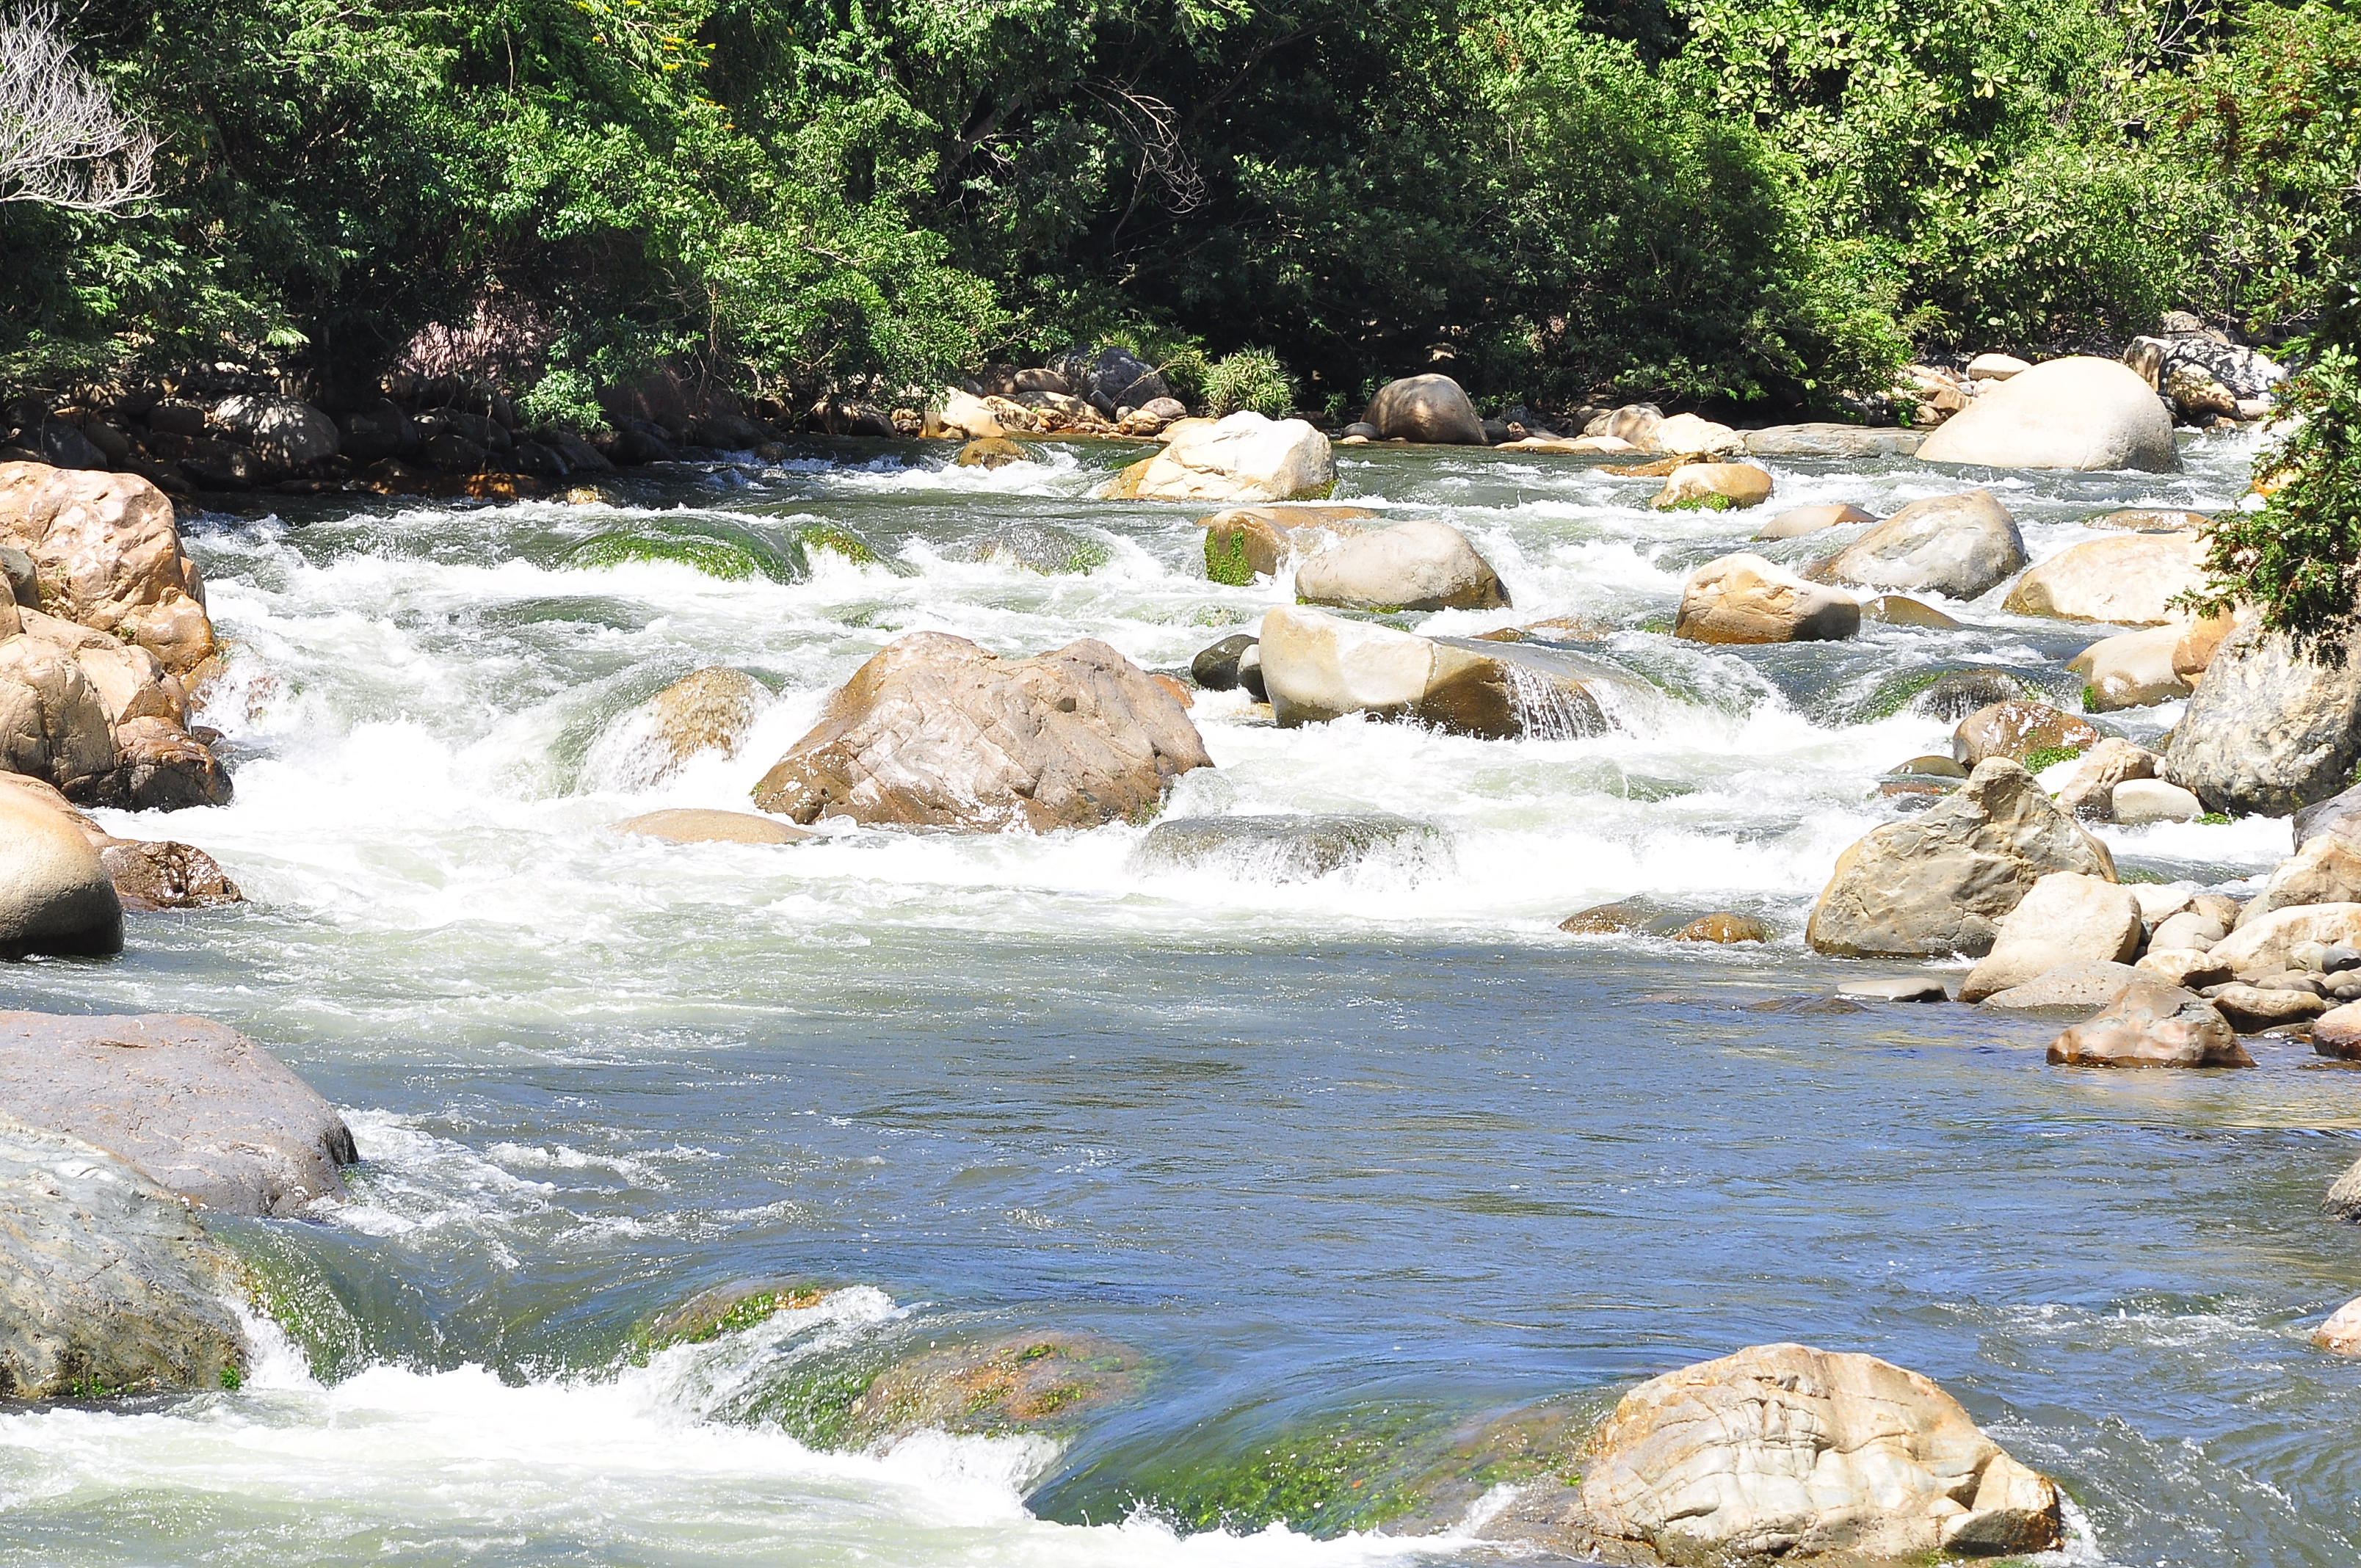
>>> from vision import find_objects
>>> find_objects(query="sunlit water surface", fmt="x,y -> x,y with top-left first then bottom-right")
4,430 -> 2357,1567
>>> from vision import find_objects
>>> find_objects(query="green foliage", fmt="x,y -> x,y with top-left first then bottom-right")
1205,528 -> 1256,587
1659,493 -> 1737,512
1203,348 -> 1294,418
2023,744 -> 2086,773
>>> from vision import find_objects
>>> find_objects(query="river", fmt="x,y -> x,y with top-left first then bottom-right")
2,429 -> 2356,1567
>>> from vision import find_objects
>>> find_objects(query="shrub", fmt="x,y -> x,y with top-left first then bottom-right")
1203,348 -> 1294,418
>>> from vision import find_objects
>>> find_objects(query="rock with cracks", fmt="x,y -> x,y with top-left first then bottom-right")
2163,620 -> 2361,816
750,633 -> 1212,831
2046,980 -> 2249,1067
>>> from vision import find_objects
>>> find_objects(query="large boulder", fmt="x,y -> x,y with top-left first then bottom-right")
1807,758 -> 2115,957
2001,532 -> 2208,625
5,607 -> 228,809
2047,980 -> 2249,1067
1979,959 -> 2147,1010
209,394 -> 339,471
1652,462 -> 1773,511
2241,832 -> 2361,923
1098,413 -> 1335,504
2163,620 -> 2361,816
1917,355 -> 2179,472
2209,904 -> 2361,979
0,1112 -> 249,1401
0,789 -> 122,957
1951,700 -> 2101,768
0,462 -> 214,671
1646,413 -> 1744,459
1258,607 -> 1616,740
1198,505 -> 1372,585
0,772 -> 241,911
749,633 -> 1212,830
1362,375 -> 1485,445
1674,553 -> 1859,645
1959,872 -> 2143,1001
1048,345 -> 1172,416
1293,520 -> 1509,611
0,624 -> 117,792
2070,625 -> 2191,711
0,1012 -> 355,1215
1556,1343 -> 2061,1565
1812,490 -> 2026,601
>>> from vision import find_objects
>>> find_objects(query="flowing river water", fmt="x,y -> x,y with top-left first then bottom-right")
2,429 -> 2357,1567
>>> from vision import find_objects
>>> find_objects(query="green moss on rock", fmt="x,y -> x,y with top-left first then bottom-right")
564,525 -> 809,583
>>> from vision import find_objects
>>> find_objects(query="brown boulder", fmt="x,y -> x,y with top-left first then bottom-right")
750,633 -> 1211,830
1952,701 -> 2101,768
0,462 -> 214,672
2047,981 -> 2249,1067
1362,374 -> 1486,445
614,808 -> 810,846
1198,505 -> 1372,585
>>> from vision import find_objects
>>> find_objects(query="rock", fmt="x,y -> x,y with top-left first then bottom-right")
109,715 -> 233,811
1651,462 -> 1773,511
1912,669 -> 2036,721
1917,355 -> 2179,471
1556,1343 -> 2061,1565
1258,608 -> 1614,741
935,388 -> 1018,440
2314,1298 -> 2361,1354
1361,375 -> 1485,445
1862,595 -> 1963,629
0,1012 -> 355,1214
1198,505 -> 1371,586
0,790 -> 122,957
1050,345 -> 1172,416
2313,1000 -> 2361,1059
2090,509 -> 2213,534
843,1330 -> 1144,1448
2130,885 -> 2196,922
0,462 -> 214,671
0,1112 -> 248,1400
1739,425 -> 1920,460
0,761 -> 236,912
1584,404 -> 1662,446
2136,948 -> 2232,989
1234,644 -> 1266,701
1293,519 -> 1509,611
2211,904 -> 2361,979
1979,960 -> 2148,1009
955,437 -> 1026,469
2047,981 -> 2249,1066
1559,899 -> 1661,935
2002,532 -> 2208,625
2114,778 -> 2203,824
2055,737 -> 2158,819
1,543 -> 36,608
1131,813 -> 1446,882
1807,758 -> 2114,958
1952,701 -> 2101,768
1097,413 -> 1335,504
1967,352 -> 2033,380
1672,553 -> 1858,645
2150,910 -> 2226,951
1959,872 -> 2143,1001
1646,413 -> 1743,459
587,667 -> 769,790
1340,422 -> 1379,441
1190,634 -> 1257,692
2245,835 -> 2361,925
958,520 -> 1111,576
638,1279 -> 831,1349
35,420 -> 106,471
210,395 -> 338,470
1755,503 -> 1874,541
2135,336 -> 2288,402
1813,490 -> 2027,601
337,400 -> 414,461
0,628 -> 117,792
176,438 -> 264,490
2071,625 -> 2192,711
1835,976 -> 1949,1002
1669,912 -> 1768,943
614,808 -> 811,846
2162,621 -> 2361,816
749,633 -> 1212,830
1891,755 -> 1968,778
2206,984 -> 2325,1032
2296,783 -> 2361,850
2172,609 -> 2243,686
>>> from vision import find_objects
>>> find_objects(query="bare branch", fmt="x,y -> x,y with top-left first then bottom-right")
0,3 -> 155,212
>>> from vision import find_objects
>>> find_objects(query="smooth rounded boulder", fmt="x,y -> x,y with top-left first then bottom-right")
1258,606 -> 1613,740
1959,872 -> 2142,1001
1198,505 -> 1371,585
1097,413 -> 1335,504
1361,375 -> 1485,445
1674,553 -> 1859,645
1651,462 -> 1772,511
2001,532 -> 2207,624
2047,980 -> 2250,1067
0,791 -> 122,957
2164,620 -> 2361,816
749,633 -> 1212,831
1813,490 -> 2027,601
2071,624 -> 2191,711
1807,758 -> 2114,957
1562,1343 -> 2062,1564
1293,519 -> 1509,611
1755,502 -> 1874,541
1917,355 -> 2179,472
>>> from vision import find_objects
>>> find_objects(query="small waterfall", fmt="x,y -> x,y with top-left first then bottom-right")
1502,663 -> 1610,741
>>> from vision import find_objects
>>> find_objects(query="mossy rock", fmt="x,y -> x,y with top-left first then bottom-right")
563,523 -> 809,583
958,521 -> 1112,576
1205,526 -> 1256,587
791,521 -> 886,567
841,1330 -> 1144,1448
638,1280 -> 833,1351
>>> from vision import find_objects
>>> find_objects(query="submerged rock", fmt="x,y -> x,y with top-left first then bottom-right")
1509,1343 -> 2061,1565
565,523 -> 806,583
843,1330 -> 1144,1448
750,632 -> 1212,831
1361,374 -> 1485,445
1813,490 -> 2027,602
1917,355 -> 2178,472
1669,912 -> 1769,943
0,1112 -> 249,1401
2164,621 -> 2361,816
1808,759 -> 2114,958
1258,607 -> 1614,740
1293,519 -> 1509,611
640,1280 -> 833,1349
0,1011 -> 356,1215
2047,981 -> 2248,1066
1909,669 -> 2039,722
1132,813 -> 1446,883
641,667 -> 768,781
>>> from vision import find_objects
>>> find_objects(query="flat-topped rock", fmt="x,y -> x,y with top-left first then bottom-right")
1741,424 -> 1921,460
1293,519 -> 1509,611
0,1012 -> 355,1215
614,808 -> 812,846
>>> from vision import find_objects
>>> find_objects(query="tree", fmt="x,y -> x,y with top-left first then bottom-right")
0,4 -> 152,211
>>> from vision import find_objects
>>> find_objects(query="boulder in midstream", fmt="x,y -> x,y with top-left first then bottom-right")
1258,607 -> 1617,741
1131,814 -> 1448,883
2053,738 -> 2159,821
2047,981 -> 2249,1067
1292,519 -> 1509,611
841,1330 -> 1145,1448
1361,375 -> 1486,445
1916,355 -> 2177,471
1673,553 -> 1858,645
2072,625 -> 2191,711
1951,700 -> 2102,768
1811,490 -> 2027,601
1755,502 -> 1875,540
1096,413 -> 1335,504
2002,532 -> 2208,625
2164,620 -> 2361,816
1198,505 -> 1371,585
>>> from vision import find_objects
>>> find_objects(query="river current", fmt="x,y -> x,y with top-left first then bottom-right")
3,429 -> 2357,1567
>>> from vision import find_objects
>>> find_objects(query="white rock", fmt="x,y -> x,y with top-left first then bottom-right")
2070,624 -> 2192,711
2113,778 -> 2202,824
0,790 -> 122,957
1292,519 -> 1508,611
1672,553 -> 1858,645
2003,531 -> 2208,624
1918,355 -> 2178,471
1967,352 -> 2034,381
1099,413 -> 1335,504
1960,871 -> 2143,1001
